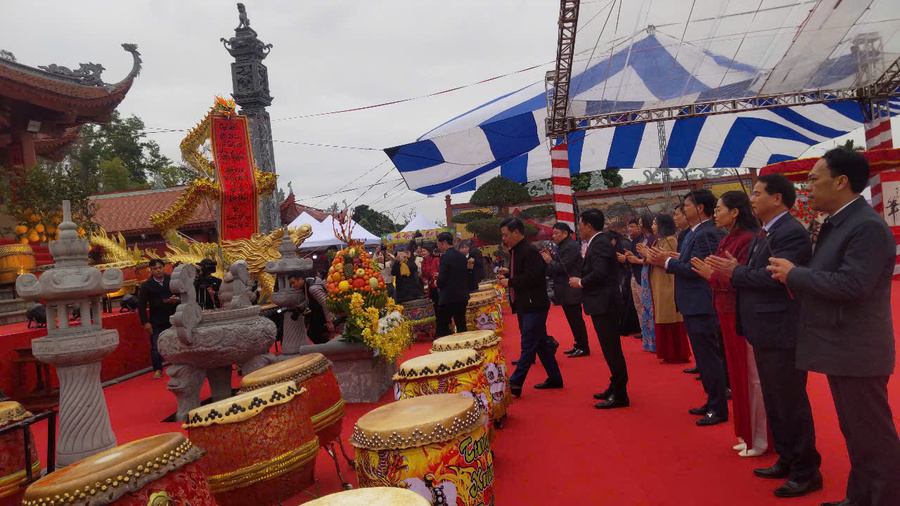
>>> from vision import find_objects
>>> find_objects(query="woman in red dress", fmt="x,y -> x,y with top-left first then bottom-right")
692,190 -> 768,457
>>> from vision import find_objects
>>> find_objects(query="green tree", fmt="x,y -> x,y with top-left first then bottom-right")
838,139 -> 865,152
97,158 -> 142,193
469,176 -> 531,208
353,204 -> 399,237
151,164 -> 197,188
73,110 -> 175,190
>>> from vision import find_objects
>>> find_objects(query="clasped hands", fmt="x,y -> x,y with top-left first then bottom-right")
690,252 -> 795,284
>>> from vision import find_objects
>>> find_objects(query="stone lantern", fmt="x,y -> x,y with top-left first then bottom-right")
265,228 -> 313,356
15,201 -> 123,466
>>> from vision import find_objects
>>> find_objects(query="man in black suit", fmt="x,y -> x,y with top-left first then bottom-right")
138,259 -> 179,379
435,232 -> 469,337
708,174 -> 822,498
769,148 -> 900,506
542,222 -> 589,358
648,189 -> 726,425
499,217 -> 563,397
569,209 -> 628,409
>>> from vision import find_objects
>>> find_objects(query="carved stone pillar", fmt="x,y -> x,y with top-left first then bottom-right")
16,201 -> 123,466
222,4 -> 279,232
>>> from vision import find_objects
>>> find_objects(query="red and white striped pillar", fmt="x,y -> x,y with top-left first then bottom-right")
864,101 -> 893,150
550,143 -> 575,229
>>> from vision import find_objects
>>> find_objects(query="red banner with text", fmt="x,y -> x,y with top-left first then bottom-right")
211,114 -> 259,240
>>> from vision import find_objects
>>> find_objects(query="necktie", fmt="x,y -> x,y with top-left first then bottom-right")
815,218 -> 832,251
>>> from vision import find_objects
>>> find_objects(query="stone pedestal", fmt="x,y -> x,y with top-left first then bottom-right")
286,339 -> 396,403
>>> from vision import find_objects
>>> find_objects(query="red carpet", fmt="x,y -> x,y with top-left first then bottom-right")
25,286 -> 900,505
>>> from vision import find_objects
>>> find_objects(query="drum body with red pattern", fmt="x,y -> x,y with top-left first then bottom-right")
185,381 -> 319,506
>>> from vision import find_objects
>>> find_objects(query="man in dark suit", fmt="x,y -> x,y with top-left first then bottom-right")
435,232 -> 469,337
708,174 -> 822,498
649,189 -> 726,425
769,148 -> 900,506
499,217 -> 563,397
542,222 -> 589,357
138,259 -> 180,379
459,240 -> 486,292
569,209 -> 628,409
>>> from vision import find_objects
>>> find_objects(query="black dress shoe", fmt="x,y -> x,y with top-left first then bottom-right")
696,412 -> 728,426
688,406 -> 708,416
753,462 -> 790,479
593,390 -> 611,400
568,349 -> 590,358
821,499 -> 858,506
563,347 -> 578,355
774,472 -> 823,498
548,336 -> 560,350
534,379 -> 563,389
510,384 -> 522,398
595,394 -> 629,409
683,366 -> 699,374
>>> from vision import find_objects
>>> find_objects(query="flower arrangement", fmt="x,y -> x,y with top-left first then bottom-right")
790,189 -> 822,226
343,292 -> 413,363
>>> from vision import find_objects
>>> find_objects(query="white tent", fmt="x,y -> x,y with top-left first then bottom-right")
289,212 -> 346,250
400,213 -> 440,233
321,216 -> 382,246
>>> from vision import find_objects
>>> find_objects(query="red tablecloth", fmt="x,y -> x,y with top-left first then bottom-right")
0,312 -> 150,397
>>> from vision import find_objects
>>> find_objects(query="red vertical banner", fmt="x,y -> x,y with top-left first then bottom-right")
210,114 -> 259,240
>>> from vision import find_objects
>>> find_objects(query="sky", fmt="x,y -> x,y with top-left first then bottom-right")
1,1 -> 888,225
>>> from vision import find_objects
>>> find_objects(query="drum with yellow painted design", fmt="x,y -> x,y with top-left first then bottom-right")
0,401 -> 40,506
394,349 -> 492,423
185,382 -> 318,506
351,394 -> 494,506
432,330 -> 511,421
22,433 -> 214,506
240,353 -> 345,446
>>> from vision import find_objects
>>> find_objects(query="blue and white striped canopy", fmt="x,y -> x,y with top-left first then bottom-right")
386,30 -> 899,195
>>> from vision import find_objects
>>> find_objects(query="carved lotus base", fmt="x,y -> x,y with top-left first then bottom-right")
32,328 -> 118,366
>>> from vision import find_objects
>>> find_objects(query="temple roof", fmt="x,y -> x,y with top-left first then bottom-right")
0,44 -> 142,151
90,186 -> 215,236
280,191 -> 329,224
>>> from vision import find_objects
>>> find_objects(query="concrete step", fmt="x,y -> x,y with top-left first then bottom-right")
0,309 -> 28,326
0,289 -> 17,301
0,297 -> 29,313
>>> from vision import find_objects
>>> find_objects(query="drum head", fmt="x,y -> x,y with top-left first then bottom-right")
241,353 -> 330,390
22,433 -> 201,505
394,349 -> 481,381
431,330 -> 498,352
304,487 -> 431,505
351,394 -> 483,450
186,381 -> 302,427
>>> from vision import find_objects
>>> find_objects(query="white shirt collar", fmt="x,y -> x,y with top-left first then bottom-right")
586,231 -> 600,247
690,218 -> 711,232
763,210 -> 790,232
830,196 -> 862,218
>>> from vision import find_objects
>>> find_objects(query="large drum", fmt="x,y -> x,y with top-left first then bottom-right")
400,298 -> 437,342
351,394 -> 494,506
432,330 -> 512,422
240,353 -> 345,446
0,401 -> 40,506
21,433 -> 213,506
185,382 -> 319,506
304,487 -> 431,505
394,349 -> 491,420
466,289 -> 503,334
0,244 -> 35,286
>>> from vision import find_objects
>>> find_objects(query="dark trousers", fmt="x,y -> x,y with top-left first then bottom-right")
589,312 -> 628,397
754,347 -> 820,481
828,375 -> 900,506
561,303 -> 590,351
683,313 -> 728,417
149,323 -> 167,372
435,303 -> 467,337
509,311 -> 562,387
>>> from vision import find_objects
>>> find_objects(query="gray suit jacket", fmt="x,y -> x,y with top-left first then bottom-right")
787,197 -> 896,377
